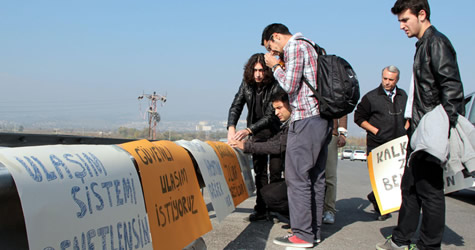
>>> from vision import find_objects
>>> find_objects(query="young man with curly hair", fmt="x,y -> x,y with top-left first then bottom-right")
227,53 -> 283,222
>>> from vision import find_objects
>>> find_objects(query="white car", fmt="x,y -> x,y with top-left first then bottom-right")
341,149 -> 353,160
350,150 -> 367,161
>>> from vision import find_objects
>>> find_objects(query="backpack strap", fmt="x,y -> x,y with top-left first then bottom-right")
295,38 -> 327,56
302,77 -> 328,108
296,38 -> 328,107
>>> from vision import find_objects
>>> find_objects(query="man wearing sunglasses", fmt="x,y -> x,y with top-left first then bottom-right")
261,23 -> 332,248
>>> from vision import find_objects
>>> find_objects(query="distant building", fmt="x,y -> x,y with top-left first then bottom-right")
196,121 -> 212,132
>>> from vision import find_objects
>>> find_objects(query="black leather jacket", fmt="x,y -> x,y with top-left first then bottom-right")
227,80 -> 281,137
411,26 -> 464,131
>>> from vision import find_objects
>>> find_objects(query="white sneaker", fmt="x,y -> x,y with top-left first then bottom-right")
375,236 -> 409,250
323,211 -> 335,224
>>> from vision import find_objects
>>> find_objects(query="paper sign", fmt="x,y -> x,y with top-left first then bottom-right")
206,141 -> 249,207
368,136 -> 408,215
175,139 -> 234,222
232,148 -> 255,195
369,135 -> 475,214
0,145 -> 152,250
119,140 -> 211,250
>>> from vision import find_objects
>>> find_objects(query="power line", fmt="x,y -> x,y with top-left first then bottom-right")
138,91 -> 166,140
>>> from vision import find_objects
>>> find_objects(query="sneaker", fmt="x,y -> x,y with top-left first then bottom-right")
323,211 -> 335,224
314,237 -> 321,244
247,211 -> 267,222
376,235 -> 409,250
377,213 -> 392,221
409,244 -> 419,250
273,234 -> 314,248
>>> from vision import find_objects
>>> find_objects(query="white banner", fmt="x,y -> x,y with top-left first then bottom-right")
369,135 -> 475,214
232,148 -> 255,196
368,136 -> 408,215
0,145 -> 152,250
175,140 -> 234,221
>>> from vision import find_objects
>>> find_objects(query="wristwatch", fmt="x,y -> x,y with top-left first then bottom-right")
338,127 -> 348,137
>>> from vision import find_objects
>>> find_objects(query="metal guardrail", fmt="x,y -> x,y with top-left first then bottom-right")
0,132 -> 134,147
0,133 -> 207,249
0,166 -> 28,249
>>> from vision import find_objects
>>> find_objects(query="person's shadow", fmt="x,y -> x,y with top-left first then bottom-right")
377,188 -> 474,248
320,197 -> 375,240
203,192 -> 275,250
379,223 -> 466,248
222,197 -> 377,247
223,207 -> 274,250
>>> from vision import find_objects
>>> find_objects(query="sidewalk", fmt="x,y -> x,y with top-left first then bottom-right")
201,160 -> 475,250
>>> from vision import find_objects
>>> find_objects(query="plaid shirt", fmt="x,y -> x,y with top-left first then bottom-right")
274,33 -> 319,122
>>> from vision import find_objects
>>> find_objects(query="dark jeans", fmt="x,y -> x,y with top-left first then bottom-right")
253,153 -> 283,213
392,151 -> 445,250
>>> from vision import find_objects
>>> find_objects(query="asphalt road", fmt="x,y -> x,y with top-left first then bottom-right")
201,159 -> 475,250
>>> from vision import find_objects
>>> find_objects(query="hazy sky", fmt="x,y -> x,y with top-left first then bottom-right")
1,1 -> 474,131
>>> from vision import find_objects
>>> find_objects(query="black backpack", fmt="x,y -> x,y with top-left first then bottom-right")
297,38 -> 360,119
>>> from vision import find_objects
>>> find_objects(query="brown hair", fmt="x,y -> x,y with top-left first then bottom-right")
391,0 -> 431,21
243,53 -> 274,85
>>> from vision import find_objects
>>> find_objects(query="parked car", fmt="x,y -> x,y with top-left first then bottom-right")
350,150 -> 367,161
341,149 -> 353,160
464,91 -> 475,125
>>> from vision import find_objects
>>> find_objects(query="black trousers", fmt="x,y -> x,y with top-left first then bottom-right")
253,153 -> 282,213
367,191 -> 381,215
366,146 -> 383,216
392,151 -> 445,250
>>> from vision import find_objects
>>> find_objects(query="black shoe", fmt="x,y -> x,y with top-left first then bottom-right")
248,211 -> 268,222
377,213 -> 392,221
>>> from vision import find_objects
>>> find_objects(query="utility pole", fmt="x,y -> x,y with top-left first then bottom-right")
138,91 -> 166,140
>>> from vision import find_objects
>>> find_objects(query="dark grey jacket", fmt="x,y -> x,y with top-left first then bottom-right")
243,120 -> 289,157
354,85 -> 407,148
411,26 -> 465,130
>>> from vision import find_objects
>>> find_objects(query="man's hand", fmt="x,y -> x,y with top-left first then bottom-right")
227,126 -> 236,144
229,139 -> 245,150
360,121 -> 379,136
233,129 -> 250,141
337,135 -> 346,147
264,53 -> 279,68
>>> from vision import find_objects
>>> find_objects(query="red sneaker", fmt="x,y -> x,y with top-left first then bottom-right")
273,234 -> 313,248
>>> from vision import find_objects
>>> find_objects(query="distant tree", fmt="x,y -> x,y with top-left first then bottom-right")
344,136 -> 367,150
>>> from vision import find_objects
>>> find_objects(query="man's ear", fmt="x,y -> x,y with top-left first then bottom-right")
418,9 -> 427,22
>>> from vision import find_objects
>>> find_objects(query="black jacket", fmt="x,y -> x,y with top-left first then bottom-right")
411,26 -> 465,131
227,80 -> 281,137
354,85 -> 408,148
